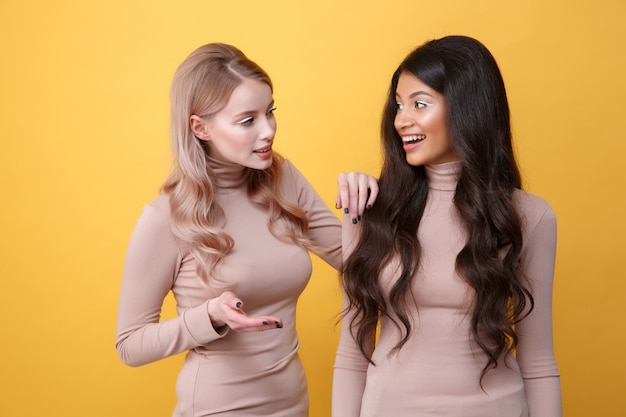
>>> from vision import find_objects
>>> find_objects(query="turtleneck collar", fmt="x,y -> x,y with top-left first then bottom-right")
425,160 -> 462,191
207,155 -> 247,189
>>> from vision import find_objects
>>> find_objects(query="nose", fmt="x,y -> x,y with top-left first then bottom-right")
260,115 -> 276,141
394,110 -> 413,131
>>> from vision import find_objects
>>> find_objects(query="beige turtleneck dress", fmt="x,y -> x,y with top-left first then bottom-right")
116,157 -> 342,416
333,161 -> 561,417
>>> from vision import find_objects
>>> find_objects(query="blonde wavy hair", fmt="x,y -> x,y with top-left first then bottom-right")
161,43 -> 314,284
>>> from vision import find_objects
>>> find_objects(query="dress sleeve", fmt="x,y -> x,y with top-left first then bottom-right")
115,200 -> 227,367
282,160 -> 342,270
332,214 -> 372,417
515,200 -> 562,417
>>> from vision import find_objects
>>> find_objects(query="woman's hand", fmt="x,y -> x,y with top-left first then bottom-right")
336,172 -> 379,224
208,291 -> 283,332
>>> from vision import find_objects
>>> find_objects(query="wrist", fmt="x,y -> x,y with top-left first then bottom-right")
207,299 -> 226,330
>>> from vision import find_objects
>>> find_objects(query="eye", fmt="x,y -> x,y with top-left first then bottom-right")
415,101 -> 428,109
268,107 -> 277,115
396,102 -> 404,110
239,117 -> 254,125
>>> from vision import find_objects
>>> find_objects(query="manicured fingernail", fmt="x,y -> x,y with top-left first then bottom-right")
236,302 -> 242,308
358,215 -> 362,221
352,218 -> 357,224
275,321 -> 283,328
366,204 -> 372,210
262,321 -> 269,325
344,208 -> 349,214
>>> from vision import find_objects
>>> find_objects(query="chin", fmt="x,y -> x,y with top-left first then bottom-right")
405,156 -> 426,167
248,158 -> 273,170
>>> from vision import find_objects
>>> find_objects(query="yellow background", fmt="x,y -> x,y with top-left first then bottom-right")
1,0 -> 624,416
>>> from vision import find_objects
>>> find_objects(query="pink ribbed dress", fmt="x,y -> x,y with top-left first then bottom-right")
116,158 -> 341,416
333,161 -> 561,417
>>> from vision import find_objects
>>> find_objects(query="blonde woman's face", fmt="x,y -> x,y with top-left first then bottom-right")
394,72 -> 458,166
194,78 -> 276,170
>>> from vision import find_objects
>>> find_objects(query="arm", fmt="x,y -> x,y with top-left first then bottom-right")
281,160 -> 379,270
515,201 -> 562,416
333,295 -> 373,417
332,214 -> 373,416
115,200 -> 282,367
115,201 -> 226,366
281,160 -> 343,269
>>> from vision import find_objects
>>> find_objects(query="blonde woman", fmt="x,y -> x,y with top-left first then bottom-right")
116,43 -> 377,416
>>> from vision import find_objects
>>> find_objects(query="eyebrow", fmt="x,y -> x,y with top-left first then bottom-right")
233,99 -> 275,120
395,91 -> 433,99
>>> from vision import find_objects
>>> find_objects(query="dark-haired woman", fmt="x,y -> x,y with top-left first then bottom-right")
333,35 -> 561,417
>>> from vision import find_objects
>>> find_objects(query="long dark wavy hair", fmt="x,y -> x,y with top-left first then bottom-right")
341,35 -> 534,381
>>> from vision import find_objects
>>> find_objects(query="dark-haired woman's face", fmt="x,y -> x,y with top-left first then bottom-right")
394,72 -> 458,166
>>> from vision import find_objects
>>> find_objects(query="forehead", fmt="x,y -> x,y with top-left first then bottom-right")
395,72 -> 439,98
225,78 -> 273,108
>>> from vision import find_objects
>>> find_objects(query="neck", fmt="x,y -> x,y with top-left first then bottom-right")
207,155 -> 247,189
425,160 -> 461,191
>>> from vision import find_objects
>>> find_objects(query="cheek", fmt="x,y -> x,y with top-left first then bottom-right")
213,129 -> 250,152
433,109 -> 447,133
224,128 -> 251,146
425,111 -> 448,138
420,111 -> 440,128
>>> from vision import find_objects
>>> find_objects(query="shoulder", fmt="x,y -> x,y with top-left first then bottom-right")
132,194 -> 175,240
513,189 -> 554,219
147,193 -> 170,212
512,189 -> 556,238
278,158 -> 313,194
279,158 -> 303,181
144,194 -> 172,223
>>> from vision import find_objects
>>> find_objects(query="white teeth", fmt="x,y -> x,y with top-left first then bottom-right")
402,134 -> 426,144
255,147 -> 271,153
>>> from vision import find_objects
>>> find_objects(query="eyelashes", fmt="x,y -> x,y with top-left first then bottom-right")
238,107 -> 277,126
396,101 -> 429,110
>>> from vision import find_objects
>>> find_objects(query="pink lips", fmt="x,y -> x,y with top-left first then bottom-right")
401,134 -> 425,153
254,146 -> 273,159
402,140 -> 423,153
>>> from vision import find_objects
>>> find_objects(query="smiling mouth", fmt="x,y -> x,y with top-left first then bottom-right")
402,134 -> 426,144
254,146 -> 272,153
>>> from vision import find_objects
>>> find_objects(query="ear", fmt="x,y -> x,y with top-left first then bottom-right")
190,115 -> 211,140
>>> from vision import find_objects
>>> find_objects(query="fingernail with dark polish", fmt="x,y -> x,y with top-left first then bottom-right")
236,302 -> 242,309
358,215 -> 362,221
366,204 -> 372,210
275,321 -> 283,328
344,208 -> 349,214
352,218 -> 357,224
262,321 -> 269,325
